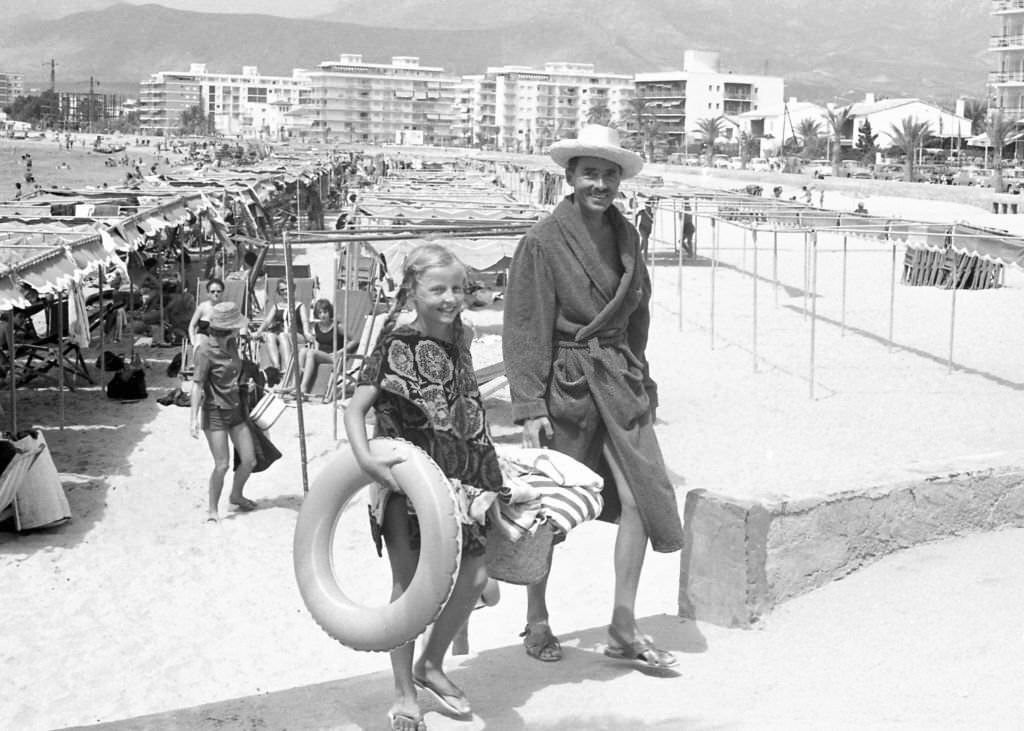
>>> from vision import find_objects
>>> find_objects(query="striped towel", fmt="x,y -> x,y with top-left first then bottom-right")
498,448 -> 604,537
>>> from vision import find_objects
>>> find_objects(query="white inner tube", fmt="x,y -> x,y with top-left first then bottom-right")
293,437 -> 462,652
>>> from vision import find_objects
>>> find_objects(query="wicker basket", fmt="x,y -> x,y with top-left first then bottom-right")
486,520 -> 555,585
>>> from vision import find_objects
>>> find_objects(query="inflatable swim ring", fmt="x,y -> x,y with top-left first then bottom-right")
293,438 -> 462,652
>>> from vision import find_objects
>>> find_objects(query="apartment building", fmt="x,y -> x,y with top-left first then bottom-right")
634,51 -> 784,152
139,68 -> 203,136
299,54 -> 460,146
0,71 -> 24,106
990,0 -> 1024,120
139,64 -> 303,138
461,62 -> 633,152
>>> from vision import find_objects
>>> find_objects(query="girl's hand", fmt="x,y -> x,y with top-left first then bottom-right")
190,421 -> 200,439
359,453 -> 406,493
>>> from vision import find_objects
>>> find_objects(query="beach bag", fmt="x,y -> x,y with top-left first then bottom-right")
106,353 -> 147,400
233,419 -> 282,473
95,350 -> 125,372
485,518 -> 555,586
250,391 -> 287,431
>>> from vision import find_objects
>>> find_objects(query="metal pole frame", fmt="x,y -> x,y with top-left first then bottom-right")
809,231 -> 819,400
283,230 -> 309,494
948,249 -> 965,374
841,234 -> 848,336
710,216 -> 718,349
752,227 -> 759,372
773,228 -> 779,307
888,236 -> 897,352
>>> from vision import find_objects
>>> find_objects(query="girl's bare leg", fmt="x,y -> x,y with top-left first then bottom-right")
227,420 -> 257,510
202,427 -> 230,521
381,495 -> 422,724
413,551 -> 486,714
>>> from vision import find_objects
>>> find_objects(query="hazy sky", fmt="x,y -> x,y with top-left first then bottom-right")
1,0 -> 338,19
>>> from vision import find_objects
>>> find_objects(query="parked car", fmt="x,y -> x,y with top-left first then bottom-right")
749,157 -> 771,172
712,154 -> 731,168
804,159 -> 833,178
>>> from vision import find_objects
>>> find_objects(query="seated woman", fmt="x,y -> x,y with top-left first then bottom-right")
252,279 -> 309,384
188,278 -> 225,349
297,299 -> 354,399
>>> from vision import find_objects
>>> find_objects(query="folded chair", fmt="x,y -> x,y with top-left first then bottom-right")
13,300 -> 93,389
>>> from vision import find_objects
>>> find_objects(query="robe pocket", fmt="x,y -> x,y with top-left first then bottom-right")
549,357 -> 597,424
612,349 -> 651,423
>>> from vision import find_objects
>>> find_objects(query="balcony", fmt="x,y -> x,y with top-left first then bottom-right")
990,33 -> 1024,50
996,105 -> 1024,119
990,70 -> 1024,84
994,0 -> 1024,14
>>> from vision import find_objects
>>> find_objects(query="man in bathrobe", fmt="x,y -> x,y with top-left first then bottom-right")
503,125 -> 683,670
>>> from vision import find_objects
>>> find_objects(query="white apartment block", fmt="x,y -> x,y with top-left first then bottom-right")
139,64 -> 303,138
462,62 -> 634,153
299,54 -> 460,146
990,0 -> 1024,121
0,71 -> 25,107
635,51 -> 784,151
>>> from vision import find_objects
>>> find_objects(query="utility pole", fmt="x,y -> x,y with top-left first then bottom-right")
41,58 -> 58,129
89,76 -> 99,134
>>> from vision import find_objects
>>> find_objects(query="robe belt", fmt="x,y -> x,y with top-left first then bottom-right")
555,333 -> 626,358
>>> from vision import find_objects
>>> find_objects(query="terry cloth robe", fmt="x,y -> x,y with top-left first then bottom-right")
502,195 -> 683,553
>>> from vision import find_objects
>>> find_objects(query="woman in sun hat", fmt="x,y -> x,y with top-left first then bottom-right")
190,301 -> 258,522
503,124 -> 683,670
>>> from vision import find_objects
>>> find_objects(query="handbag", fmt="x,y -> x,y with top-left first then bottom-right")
485,518 -> 555,586
233,419 -> 282,473
250,391 -> 287,430
106,352 -> 147,400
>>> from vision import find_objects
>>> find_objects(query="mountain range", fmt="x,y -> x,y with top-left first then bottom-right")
0,1 -> 995,105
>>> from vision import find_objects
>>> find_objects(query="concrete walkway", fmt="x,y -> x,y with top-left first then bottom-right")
77,527 -> 1024,730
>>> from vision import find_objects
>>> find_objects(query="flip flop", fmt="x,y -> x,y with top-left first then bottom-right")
386,710 -> 426,731
604,625 -> 679,671
414,676 -> 471,717
520,622 -> 562,662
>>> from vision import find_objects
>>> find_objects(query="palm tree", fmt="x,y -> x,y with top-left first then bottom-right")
587,101 -> 612,127
985,111 -> 1017,193
627,96 -> 661,160
888,116 -> 932,182
695,115 -> 726,166
824,107 -> 852,177
962,98 -> 988,136
797,118 -> 822,158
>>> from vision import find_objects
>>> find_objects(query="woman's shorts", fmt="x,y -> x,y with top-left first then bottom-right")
203,404 -> 245,431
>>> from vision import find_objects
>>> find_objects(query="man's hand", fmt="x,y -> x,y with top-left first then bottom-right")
522,416 -> 552,448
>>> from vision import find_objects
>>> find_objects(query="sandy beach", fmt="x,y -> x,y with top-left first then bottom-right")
2,143 -> 1024,729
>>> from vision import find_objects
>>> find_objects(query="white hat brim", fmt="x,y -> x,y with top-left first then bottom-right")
549,141 -> 644,179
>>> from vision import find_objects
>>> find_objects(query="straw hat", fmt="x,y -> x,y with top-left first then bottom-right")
208,301 -> 248,331
549,125 -> 644,179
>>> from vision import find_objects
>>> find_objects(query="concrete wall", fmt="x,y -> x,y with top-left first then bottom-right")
679,467 -> 1024,627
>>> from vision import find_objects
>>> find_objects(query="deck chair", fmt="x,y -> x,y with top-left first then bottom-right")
474,361 -> 507,399
12,300 -> 93,389
336,242 -> 384,291
323,310 -> 393,403
257,276 -> 316,386
299,289 -> 375,398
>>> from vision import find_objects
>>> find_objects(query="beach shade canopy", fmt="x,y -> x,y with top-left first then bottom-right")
375,237 -> 521,275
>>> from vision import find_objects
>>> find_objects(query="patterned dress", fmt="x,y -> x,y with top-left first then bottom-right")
358,324 -> 502,555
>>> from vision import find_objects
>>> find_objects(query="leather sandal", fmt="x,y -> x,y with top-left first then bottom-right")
520,622 -> 562,662
604,625 -> 678,671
